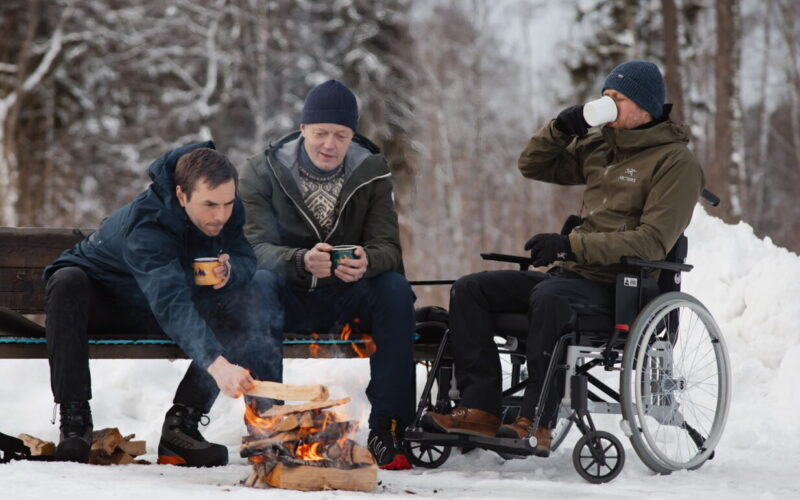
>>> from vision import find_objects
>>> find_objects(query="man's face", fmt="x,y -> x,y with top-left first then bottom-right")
602,89 -> 653,130
300,123 -> 355,171
176,178 -> 236,237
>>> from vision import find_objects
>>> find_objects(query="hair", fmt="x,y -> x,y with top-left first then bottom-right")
174,148 -> 237,200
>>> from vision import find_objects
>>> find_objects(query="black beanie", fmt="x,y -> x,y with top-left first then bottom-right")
602,61 -> 666,119
300,80 -> 358,132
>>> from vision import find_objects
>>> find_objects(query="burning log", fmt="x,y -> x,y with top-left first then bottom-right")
242,386 -> 376,492
261,397 -> 351,417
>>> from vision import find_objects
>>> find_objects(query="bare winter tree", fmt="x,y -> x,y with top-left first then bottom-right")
711,0 -> 745,220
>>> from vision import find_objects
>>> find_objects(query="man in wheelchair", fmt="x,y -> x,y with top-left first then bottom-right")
423,61 -> 705,458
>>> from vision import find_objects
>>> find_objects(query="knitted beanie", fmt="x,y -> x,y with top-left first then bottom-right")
602,61 -> 666,119
300,80 -> 358,132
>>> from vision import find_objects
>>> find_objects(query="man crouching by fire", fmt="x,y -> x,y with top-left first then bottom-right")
43,143 -> 283,466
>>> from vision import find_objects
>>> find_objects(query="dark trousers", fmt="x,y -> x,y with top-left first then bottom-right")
449,269 -> 613,428
260,270 -> 415,429
45,267 -> 283,413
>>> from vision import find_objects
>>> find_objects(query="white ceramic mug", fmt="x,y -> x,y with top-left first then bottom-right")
583,95 -> 618,127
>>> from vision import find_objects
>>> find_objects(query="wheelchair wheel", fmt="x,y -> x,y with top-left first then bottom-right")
571,430 -> 625,483
404,440 -> 452,468
621,292 -> 731,474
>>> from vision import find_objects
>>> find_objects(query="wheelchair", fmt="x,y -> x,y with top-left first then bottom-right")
405,193 -> 731,483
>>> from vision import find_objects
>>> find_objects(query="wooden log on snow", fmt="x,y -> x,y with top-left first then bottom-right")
91,428 -> 124,455
17,434 -> 55,456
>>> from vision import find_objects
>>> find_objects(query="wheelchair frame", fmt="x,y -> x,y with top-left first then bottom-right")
405,208 -> 731,483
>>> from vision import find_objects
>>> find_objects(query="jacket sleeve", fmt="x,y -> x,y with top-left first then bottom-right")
239,155 -> 310,287
569,150 -> 704,265
518,121 -> 587,185
222,199 -> 257,290
123,223 -> 225,369
361,175 -> 404,278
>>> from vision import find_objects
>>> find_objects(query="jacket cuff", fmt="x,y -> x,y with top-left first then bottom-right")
294,249 -> 309,278
568,232 -> 583,263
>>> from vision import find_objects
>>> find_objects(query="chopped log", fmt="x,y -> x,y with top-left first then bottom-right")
298,412 -> 314,428
265,462 -> 377,492
91,428 -> 124,455
88,448 -> 135,465
262,398 -> 350,417
17,434 -> 55,456
118,440 -> 147,457
352,445 -> 375,465
246,381 -> 329,402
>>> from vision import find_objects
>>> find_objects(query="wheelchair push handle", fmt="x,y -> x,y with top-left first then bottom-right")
480,253 -> 533,270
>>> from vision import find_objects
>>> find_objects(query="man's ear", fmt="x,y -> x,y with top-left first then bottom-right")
176,185 -> 187,207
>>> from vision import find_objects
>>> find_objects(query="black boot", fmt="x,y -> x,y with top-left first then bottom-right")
367,416 -> 412,470
55,401 -> 93,463
157,404 -> 228,467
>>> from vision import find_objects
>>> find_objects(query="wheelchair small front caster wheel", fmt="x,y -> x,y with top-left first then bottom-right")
572,430 -> 625,483
404,440 -> 452,469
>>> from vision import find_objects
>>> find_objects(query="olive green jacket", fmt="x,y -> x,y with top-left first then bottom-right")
518,118 -> 705,283
239,131 -> 404,290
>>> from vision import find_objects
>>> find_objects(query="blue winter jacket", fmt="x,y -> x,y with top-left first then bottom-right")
44,141 -> 256,368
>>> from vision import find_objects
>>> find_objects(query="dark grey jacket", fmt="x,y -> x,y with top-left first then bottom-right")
239,132 -> 404,290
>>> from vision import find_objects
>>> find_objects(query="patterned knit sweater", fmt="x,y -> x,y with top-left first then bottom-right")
298,145 -> 345,237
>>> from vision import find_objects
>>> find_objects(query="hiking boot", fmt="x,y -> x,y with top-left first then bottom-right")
421,407 -> 500,437
55,401 -> 93,463
157,404 -> 228,467
497,417 -> 552,457
367,417 -> 412,470
495,416 -> 533,439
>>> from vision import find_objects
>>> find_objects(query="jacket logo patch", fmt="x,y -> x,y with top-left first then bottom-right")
619,168 -> 637,183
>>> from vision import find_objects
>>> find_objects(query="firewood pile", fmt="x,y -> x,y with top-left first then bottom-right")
241,381 -> 377,492
17,428 -> 148,464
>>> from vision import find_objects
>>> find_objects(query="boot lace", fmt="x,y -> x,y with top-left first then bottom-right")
177,407 -> 210,442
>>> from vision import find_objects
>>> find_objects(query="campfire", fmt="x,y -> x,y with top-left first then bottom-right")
241,381 -> 377,492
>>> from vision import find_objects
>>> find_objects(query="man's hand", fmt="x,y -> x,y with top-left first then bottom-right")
212,253 -> 232,290
334,246 -> 368,283
304,242 -> 333,278
524,233 -> 576,267
207,356 -> 254,398
554,105 -> 589,137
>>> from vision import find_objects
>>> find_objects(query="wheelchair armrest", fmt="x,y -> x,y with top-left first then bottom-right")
621,256 -> 693,273
480,253 -> 532,270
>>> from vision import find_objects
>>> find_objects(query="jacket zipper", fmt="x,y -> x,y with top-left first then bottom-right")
267,154 -> 322,291
324,173 -> 391,242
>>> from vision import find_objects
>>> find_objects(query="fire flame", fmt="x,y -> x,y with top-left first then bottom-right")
339,320 -> 377,358
295,442 -> 325,462
309,332 -> 321,358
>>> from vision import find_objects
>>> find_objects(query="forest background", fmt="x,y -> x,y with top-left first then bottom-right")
1,0 -> 797,306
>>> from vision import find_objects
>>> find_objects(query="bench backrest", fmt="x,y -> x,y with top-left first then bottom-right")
0,227 -> 91,314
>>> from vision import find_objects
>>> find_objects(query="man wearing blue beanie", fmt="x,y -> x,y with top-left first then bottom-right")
424,61 -> 705,457
239,80 -> 415,470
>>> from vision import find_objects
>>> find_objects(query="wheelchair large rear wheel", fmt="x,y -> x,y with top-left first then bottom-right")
621,292 -> 731,474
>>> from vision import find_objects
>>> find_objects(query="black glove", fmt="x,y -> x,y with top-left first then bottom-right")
524,233 -> 576,267
554,105 -> 589,136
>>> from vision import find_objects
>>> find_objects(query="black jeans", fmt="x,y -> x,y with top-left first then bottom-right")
259,270 -> 416,429
448,269 -> 613,428
45,267 -> 283,413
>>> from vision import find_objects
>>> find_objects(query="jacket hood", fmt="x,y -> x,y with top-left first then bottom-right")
148,140 -> 217,211
601,117 -> 690,152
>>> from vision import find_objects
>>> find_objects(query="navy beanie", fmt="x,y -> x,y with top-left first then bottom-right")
300,80 -> 358,132
602,61 -> 666,119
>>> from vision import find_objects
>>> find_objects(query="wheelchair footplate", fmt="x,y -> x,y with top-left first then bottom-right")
404,427 -> 539,458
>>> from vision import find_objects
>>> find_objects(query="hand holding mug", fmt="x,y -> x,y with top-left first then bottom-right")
333,245 -> 368,283
304,242 -> 333,278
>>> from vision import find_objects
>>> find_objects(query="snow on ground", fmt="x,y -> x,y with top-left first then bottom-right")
1,207 -> 799,499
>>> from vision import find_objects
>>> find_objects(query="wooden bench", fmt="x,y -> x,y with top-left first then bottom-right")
0,227 -> 443,361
